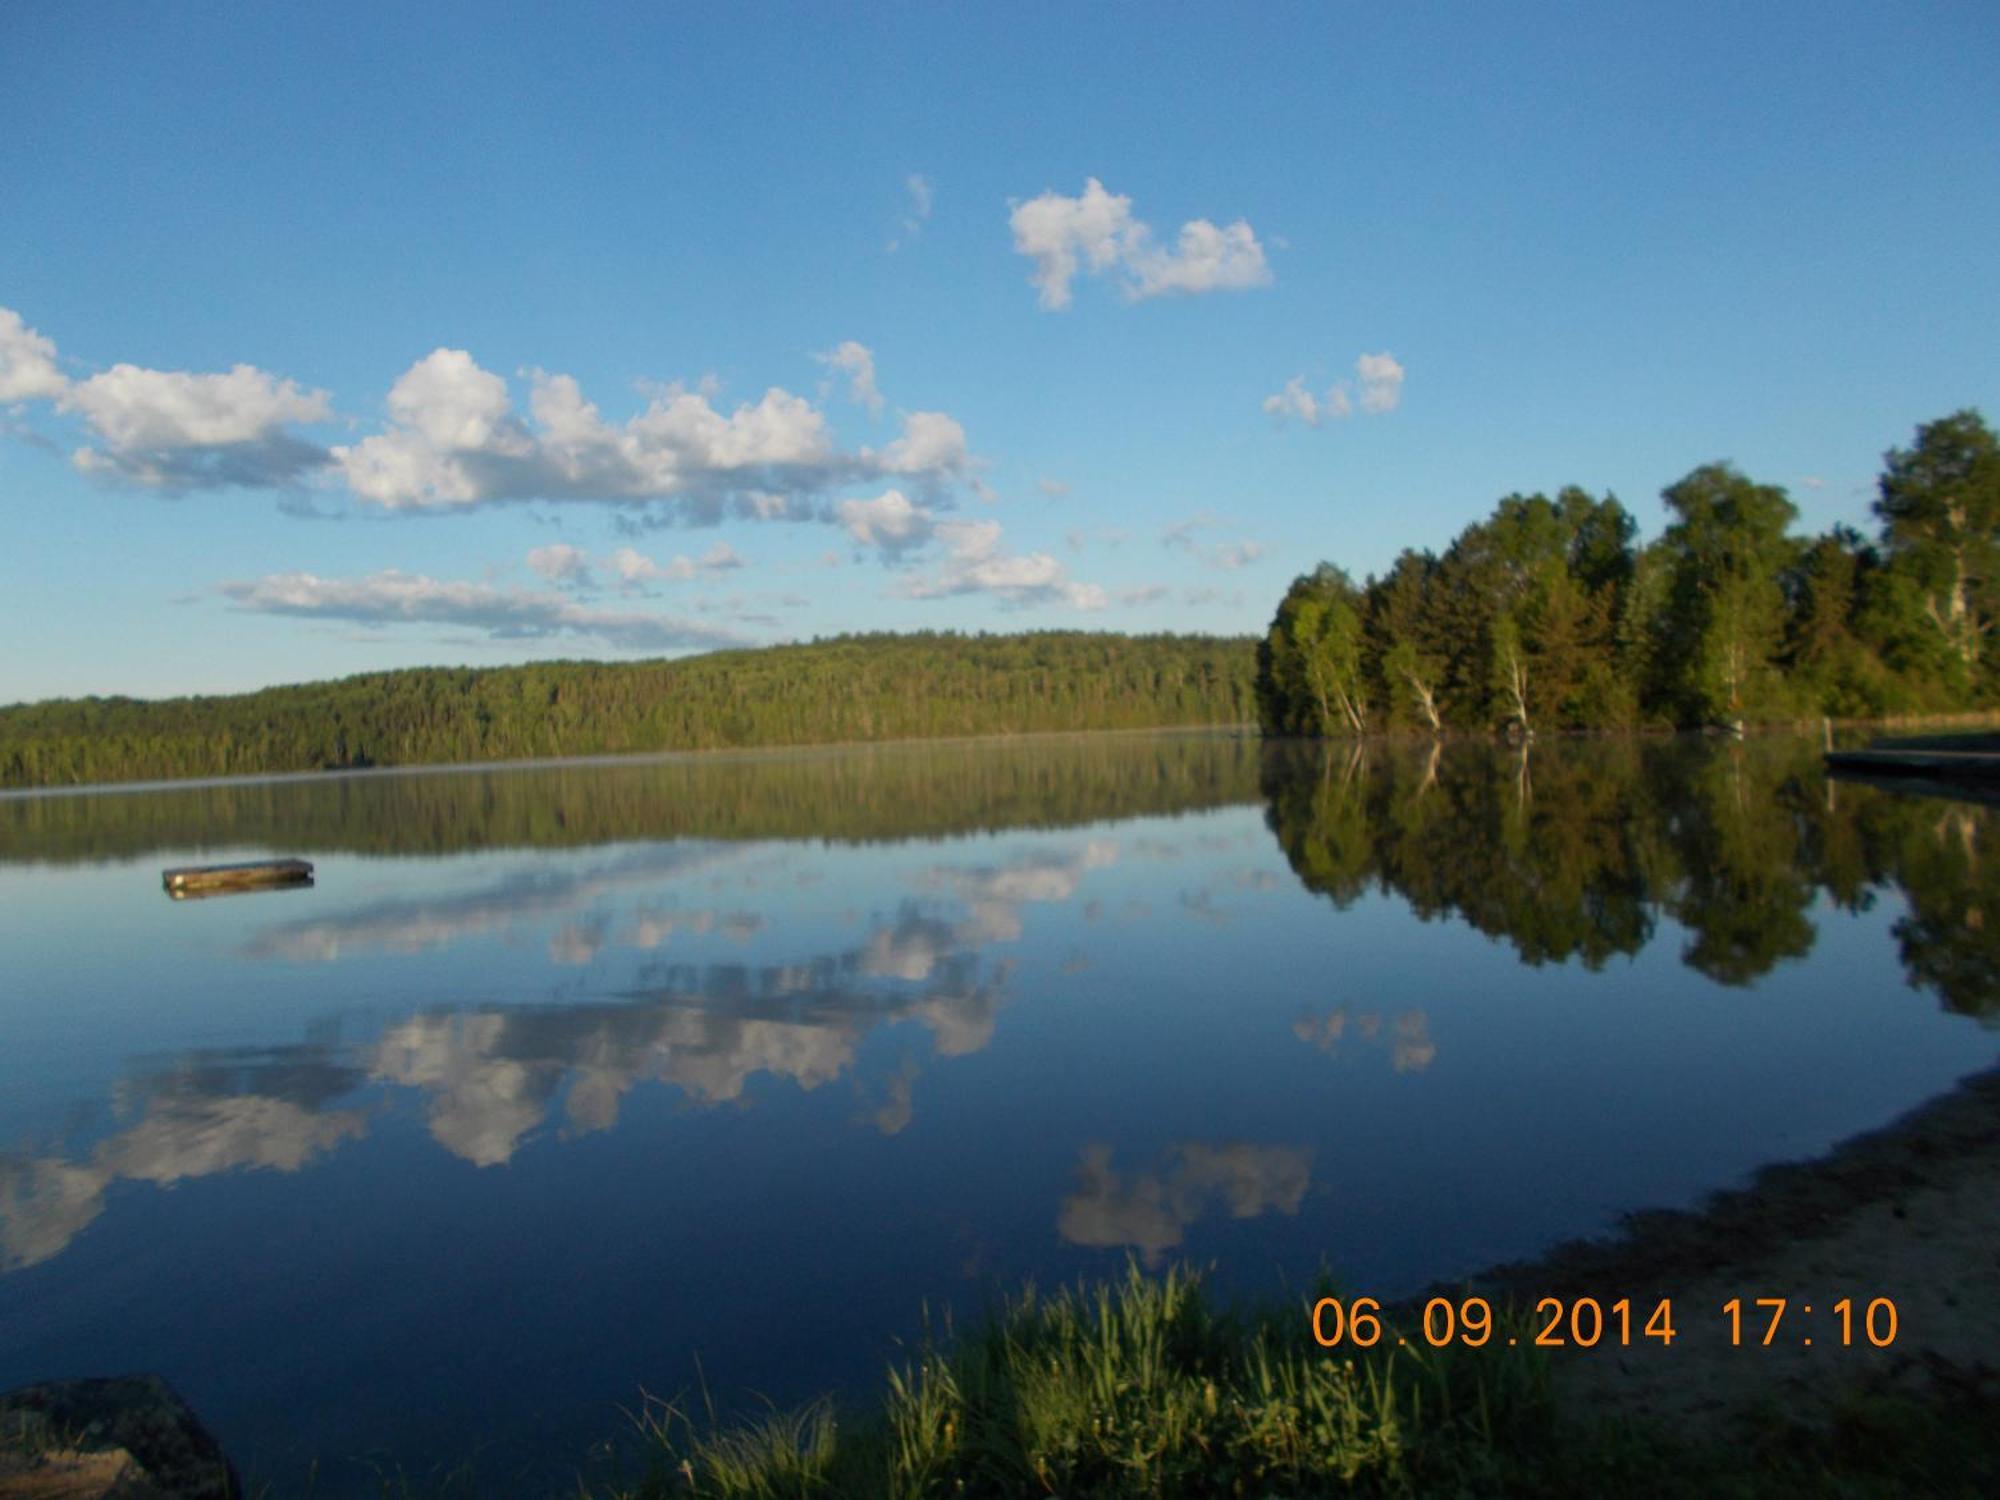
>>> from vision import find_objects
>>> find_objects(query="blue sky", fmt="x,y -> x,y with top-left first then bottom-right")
3,0 -> 1996,703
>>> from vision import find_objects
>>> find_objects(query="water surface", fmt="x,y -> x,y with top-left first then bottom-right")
1,731 -> 1994,1491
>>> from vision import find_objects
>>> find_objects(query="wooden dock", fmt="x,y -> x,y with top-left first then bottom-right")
1823,748 -> 2000,782
162,858 -> 314,899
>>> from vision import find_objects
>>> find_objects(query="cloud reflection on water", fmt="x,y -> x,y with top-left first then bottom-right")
1057,1142 -> 1314,1265
3,835 -> 1125,1269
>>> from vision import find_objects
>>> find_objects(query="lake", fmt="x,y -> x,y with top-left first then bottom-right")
2,730 -> 1995,1493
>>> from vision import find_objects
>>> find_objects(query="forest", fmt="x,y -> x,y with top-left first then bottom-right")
1256,409 -> 2000,736
0,632 -> 1256,790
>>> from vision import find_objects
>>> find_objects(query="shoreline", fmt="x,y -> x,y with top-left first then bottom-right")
1450,1060 -> 2000,1433
8,709 -> 2000,802
0,721 -> 1259,803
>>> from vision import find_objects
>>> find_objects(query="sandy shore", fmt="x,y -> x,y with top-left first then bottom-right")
1443,1064 -> 2000,1433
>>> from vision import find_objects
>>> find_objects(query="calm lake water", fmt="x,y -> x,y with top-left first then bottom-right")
2,730 -> 1995,1492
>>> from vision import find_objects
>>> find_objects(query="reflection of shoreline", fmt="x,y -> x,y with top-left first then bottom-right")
1262,736 -> 2000,1018
1,729 -> 1261,863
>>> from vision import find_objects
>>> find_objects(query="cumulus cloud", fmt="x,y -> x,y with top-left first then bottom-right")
838,488 -> 935,555
610,539 -> 747,587
526,543 -> 594,586
881,410 -> 969,475
0,308 -> 66,402
218,569 -> 747,652
815,340 -> 883,417
1263,353 -> 1404,429
0,306 -> 335,487
1355,352 -> 1405,414
0,308 -> 983,523
1261,375 -> 1348,428
901,519 -> 1107,610
1009,178 -> 1271,310
332,349 -> 976,514
833,489 -> 1102,603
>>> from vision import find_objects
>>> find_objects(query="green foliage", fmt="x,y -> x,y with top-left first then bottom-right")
606,1263 -> 2000,1498
0,632 -> 1256,790
1256,411 -> 2000,735
1874,408 -> 2000,695
616,1265 -> 1560,1498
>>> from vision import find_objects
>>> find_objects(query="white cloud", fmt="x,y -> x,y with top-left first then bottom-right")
67,365 -> 327,449
887,173 -> 935,252
838,488 -> 935,555
330,349 -> 975,515
1355,351 -> 1405,414
386,347 -> 520,450
1008,178 -> 1271,310
0,308 -> 66,402
1127,218 -> 1272,300
1010,178 -> 1137,311
63,363 -> 332,488
1038,476 -> 1071,498
814,340 -> 883,417
1261,375 -> 1343,428
219,569 -> 747,652
881,410 -> 969,475
526,543 -> 593,585
1,304 -> 333,489
0,310 -> 982,520
1262,352 -> 1403,428
901,519 -> 1107,610
611,546 -> 695,584
609,540 -> 746,586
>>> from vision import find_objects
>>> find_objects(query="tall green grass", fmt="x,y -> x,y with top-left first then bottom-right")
611,1264 -> 1569,1498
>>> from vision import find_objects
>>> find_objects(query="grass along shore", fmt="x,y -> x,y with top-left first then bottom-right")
594,1263 -> 1997,1498
595,1066 -> 2000,1498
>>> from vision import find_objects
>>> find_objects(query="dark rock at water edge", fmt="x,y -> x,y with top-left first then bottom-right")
0,1375 -> 240,1499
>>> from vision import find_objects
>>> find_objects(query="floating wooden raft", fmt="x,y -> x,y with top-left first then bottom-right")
1824,748 -> 2000,782
162,858 -> 315,899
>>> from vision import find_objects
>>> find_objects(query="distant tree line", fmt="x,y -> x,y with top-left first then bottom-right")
1257,410 -> 2000,736
0,632 -> 1257,790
